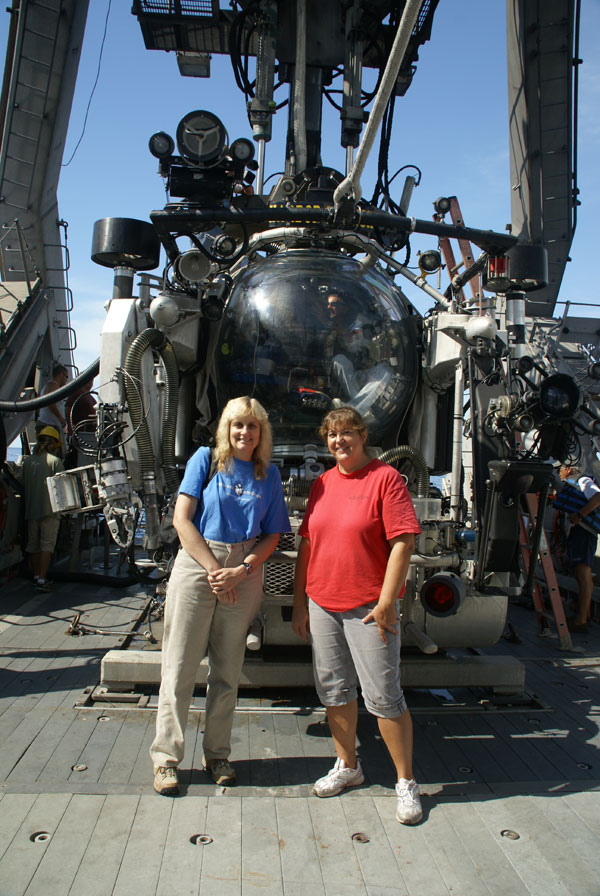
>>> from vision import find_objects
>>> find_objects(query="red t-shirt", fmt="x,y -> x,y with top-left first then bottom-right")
298,458 -> 421,611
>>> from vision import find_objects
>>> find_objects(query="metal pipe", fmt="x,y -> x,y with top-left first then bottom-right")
403,621 -> 438,655
450,354 -> 465,522
255,138 -> 266,195
292,0 -> 308,173
113,266 -> 135,299
150,206 -> 518,254
333,0 -> 422,209
410,552 -> 461,568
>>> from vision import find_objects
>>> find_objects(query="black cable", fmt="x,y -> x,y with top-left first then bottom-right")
62,0 -> 112,167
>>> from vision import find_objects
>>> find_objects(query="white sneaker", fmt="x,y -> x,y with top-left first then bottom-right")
313,758 -> 364,797
395,778 -> 422,824
246,618 -> 262,651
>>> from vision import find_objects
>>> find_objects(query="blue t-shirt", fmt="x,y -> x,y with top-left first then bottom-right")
179,446 -> 291,542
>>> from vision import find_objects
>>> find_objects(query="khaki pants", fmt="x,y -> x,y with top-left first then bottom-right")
150,540 -> 262,767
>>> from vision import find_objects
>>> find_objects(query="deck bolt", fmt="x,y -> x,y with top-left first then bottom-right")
351,832 -> 370,843
190,834 -> 213,845
30,831 -> 51,843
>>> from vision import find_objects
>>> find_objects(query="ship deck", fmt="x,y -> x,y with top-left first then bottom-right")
1,572 -> 599,896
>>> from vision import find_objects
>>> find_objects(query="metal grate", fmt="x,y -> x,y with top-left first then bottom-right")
135,1 -> 218,15
277,531 -> 296,552
263,561 -> 294,598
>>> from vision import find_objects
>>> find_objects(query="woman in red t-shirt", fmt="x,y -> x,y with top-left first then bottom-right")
292,407 -> 423,824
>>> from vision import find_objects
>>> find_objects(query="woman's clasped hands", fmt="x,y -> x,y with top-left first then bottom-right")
207,565 -> 244,604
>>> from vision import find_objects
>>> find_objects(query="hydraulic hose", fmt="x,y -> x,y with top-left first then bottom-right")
158,340 -> 181,494
123,329 -> 180,493
378,445 -> 430,498
0,358 -> 100,412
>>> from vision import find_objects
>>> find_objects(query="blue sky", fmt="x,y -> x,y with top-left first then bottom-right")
2,1 -> 599,373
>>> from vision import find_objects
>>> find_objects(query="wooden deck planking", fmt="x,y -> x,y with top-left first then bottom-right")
7,705 -> 86,785
232,706 -> 252,782
195,796 -> 243,895
372,796 -> 451,896
247,711 -> 283,788
460,710 -> 543,783
155,796 -> 208,896
36,710 -> 100,786
468,794 -> 579,896
533,791 -> 600,871
410,715 -> 471,788
275,797 -> 325,886
340,794 -> 410,892
524,660 -> 600,743
563,790 -> 600,835
409,798 -> 497,896
526,793 -> 600,894
271,709 -> 313,788
66,711 -> 125,784
110,794 -> 173,896
0,793 -> 38,862
21,794 -> 105,896
1,579 -> 600,894
476,709 -> 583,786
293,708 -> 337,788
98,709 -> 153,785
66,794 -> 139,896
182,710 -> 207,789
308,796 -> 369,889
438,797 -> 530,896
127,709 -> 159,786
428,712 -> 499,785
241,795 -> 285,892
355,712 -> 397,791
0,792 -> 71,895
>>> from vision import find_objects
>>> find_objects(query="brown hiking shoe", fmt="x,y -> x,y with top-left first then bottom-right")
204,757 -> 236,785
153,765 -> 179,795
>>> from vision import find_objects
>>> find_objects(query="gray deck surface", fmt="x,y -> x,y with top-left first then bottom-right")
1,573 -> 599,895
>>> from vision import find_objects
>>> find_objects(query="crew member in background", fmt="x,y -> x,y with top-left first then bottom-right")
19,426 -> 64,592
559,463 -> 600,632
37,363 -> 69,456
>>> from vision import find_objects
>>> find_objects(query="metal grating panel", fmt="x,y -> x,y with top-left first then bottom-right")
136,1 -> 218,15
264,561 -> 294,598
277,531 -> 296,552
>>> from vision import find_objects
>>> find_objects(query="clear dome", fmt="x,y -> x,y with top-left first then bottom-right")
215,250 -> 420,442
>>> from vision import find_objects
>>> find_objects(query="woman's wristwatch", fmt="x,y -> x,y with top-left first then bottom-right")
243,562 -> 254,576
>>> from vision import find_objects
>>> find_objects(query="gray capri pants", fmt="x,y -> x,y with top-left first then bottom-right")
308,598 -> 407,718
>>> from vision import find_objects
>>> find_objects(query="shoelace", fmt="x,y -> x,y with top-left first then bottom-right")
397,782 -> 418,803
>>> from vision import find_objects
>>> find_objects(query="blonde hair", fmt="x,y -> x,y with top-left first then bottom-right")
214,396 -> 272,479
318,406 -> 368,443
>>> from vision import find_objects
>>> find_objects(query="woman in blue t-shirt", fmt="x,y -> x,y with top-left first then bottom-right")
151,396 -> 290,795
